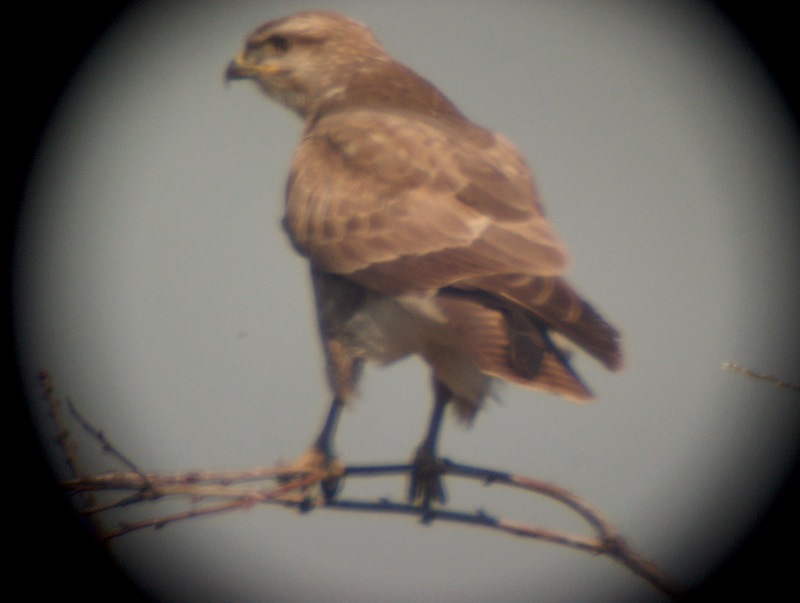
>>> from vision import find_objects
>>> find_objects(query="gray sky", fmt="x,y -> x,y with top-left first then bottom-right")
15,1 -> 800,601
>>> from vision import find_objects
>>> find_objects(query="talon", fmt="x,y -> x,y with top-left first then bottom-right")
408,380 -> 451,510
409,445 -> 447,509
282,446 -> 344,503
320,468 -> 343,502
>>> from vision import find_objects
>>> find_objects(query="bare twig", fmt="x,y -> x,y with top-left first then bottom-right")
722,362 -> 800,393
62,396 -> 155,492
38,370 -> 81,479
42,375 -> 683,599
60,460 -> 683,598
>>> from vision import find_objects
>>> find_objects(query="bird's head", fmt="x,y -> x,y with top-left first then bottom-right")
225,11 -> 391,118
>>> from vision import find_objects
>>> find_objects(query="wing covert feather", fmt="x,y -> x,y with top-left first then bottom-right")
284,109 -> 569,293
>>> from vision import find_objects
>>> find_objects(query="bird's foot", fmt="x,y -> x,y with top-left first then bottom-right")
279,446 -> 344,505
408,444 -> 447,517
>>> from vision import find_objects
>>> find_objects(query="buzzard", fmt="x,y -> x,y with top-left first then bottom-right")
225,11 -> 622,506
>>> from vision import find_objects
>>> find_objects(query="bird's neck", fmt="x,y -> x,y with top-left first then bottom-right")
308,60 -> 467,125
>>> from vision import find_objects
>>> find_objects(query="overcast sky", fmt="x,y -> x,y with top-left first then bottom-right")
14,1 -> 800,602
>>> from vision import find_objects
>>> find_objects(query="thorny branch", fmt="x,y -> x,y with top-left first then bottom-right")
40,371 -> 683,599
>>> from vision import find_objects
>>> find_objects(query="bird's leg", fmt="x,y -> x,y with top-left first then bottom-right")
290,272 -> 363,502
285,395 -> 345,503
313,393 -> 344,459
409,379 -> 450,512
311,394 -> 346,500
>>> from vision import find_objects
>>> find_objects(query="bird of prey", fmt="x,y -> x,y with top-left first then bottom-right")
225,11 -> 622,506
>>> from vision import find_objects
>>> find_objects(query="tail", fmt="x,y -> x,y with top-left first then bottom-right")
456,274 -> 623,371
435,289 -> 596,403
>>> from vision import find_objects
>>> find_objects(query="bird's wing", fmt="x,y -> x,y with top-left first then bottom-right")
284,109 -> 569,294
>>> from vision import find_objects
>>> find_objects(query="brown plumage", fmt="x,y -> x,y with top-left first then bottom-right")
225,11 -> 622,505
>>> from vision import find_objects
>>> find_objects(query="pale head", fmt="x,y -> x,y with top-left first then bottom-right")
225,11 -> 391,117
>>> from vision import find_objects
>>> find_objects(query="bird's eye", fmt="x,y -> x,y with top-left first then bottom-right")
266,34 -> 291,55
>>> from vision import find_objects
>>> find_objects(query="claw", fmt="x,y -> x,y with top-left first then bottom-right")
281,446 -> 344,503
408,379 -> 451,512
408,443 -> 447,512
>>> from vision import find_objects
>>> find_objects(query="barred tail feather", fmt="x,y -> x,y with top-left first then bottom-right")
458,275 -> 623,371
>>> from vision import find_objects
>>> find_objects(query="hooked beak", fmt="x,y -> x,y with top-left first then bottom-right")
224,52 -> 283,84
224,53 -> 252,82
